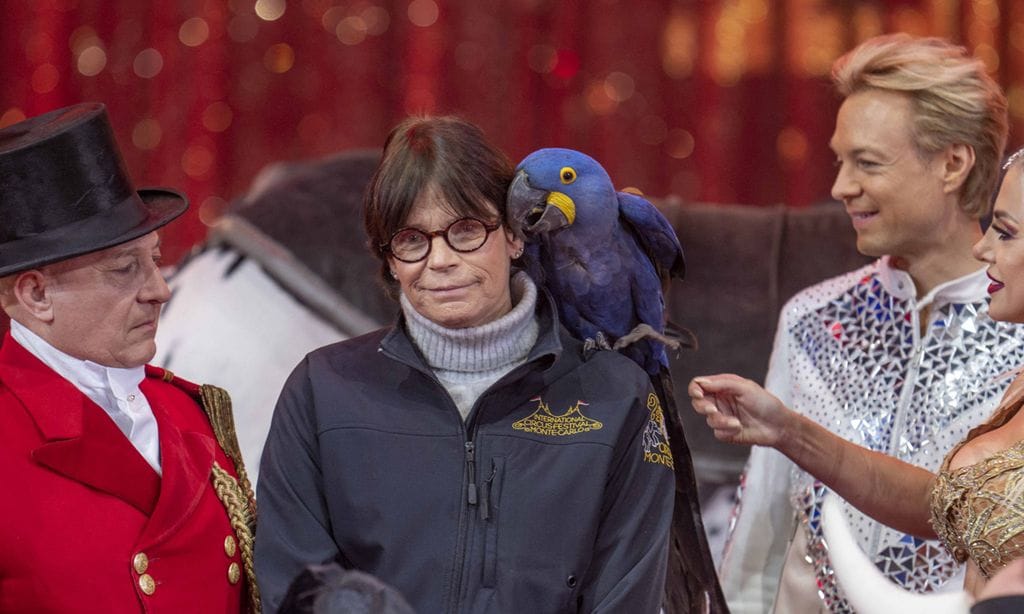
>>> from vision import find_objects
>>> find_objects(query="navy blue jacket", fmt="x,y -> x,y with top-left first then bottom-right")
255,293 -> 674,613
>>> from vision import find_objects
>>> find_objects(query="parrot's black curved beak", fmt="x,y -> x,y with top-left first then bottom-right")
507,170 -> 546,238
507,170 -> 572,237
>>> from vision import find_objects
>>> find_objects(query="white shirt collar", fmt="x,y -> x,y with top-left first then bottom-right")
876,255 -> 989,310
9,319 -> 161,473
10,319 -> 145,403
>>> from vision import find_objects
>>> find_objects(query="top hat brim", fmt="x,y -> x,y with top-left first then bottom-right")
0,187 -> 188,278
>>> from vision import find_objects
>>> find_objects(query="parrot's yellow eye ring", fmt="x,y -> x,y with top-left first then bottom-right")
559,167 -> 577,185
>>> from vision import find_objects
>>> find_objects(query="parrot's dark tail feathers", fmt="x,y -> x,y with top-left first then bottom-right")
665,320 -> 698,352
654,372 -> 729,613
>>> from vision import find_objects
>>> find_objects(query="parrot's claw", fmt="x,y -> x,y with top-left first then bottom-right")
582,332 -> 613,360
613,323 -> 695,356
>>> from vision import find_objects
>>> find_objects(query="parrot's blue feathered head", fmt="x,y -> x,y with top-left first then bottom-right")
507,148 -> 619,238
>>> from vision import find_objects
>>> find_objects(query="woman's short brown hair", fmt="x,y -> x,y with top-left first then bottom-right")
832,33 -> 1008,219
363,116 -> 513,286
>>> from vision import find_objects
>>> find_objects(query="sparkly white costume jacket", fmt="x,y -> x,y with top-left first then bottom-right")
719,257 -> 1024,613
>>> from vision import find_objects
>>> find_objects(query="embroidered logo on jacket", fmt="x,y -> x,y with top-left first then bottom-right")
512,396 -> 603,436
642,393 -> 674,469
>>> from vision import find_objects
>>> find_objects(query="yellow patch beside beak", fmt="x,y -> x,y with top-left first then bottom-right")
546,191 -> 576,225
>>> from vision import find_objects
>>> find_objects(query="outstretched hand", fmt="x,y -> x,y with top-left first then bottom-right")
688,374 -> 795,448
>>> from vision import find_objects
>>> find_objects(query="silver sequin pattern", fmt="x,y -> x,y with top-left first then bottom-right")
789,273 -> 1024,612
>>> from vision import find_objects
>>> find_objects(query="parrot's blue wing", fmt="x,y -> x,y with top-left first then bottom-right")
616,191 -> 685,280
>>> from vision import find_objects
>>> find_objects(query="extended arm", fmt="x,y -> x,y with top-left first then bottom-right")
689,374 -> 937,538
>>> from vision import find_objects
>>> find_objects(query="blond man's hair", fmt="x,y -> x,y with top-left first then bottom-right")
832,33 -> 1008,219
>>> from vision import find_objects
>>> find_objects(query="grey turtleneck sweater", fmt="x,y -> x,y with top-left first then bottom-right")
400,271 -> 540,420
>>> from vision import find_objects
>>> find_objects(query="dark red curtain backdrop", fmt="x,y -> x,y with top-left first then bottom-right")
4,0 -> 1024,263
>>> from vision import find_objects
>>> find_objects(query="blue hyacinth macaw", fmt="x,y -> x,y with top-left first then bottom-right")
506,147 -> 688,375
506,148 -> 725,613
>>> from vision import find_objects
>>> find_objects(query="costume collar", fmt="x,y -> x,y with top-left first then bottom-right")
876,255 -> 989,310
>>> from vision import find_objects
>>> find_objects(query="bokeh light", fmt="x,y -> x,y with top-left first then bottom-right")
972,0 -> 1000,25
179,17 -> 211,47
321,6 -> 345,32
255,0 -> 286,22
264,43 -> 295,73
603,72 -> 635,103
336,16 -> 368,45
661,9 -> 696,79
1008,85 -> 1024,121
585,82 -> 617,116
297,112 -> 330,145
975,42 -> 1000,71
77,45 -> 107,76
198,196 -> 229,226
31,64 -> 60,93
182,143 -> 215,178
777,126 -> 809,165
665,129 -> 695,159
202,101 -> 234,132
134,48 -> 164,79
551,49 -> 580,81
0,108 -> 27,129
712,8 -> 747,86
408,0 -> 439,27
362,6 -> 390,35
69,26 -> 101,55
132,118 -> 163,150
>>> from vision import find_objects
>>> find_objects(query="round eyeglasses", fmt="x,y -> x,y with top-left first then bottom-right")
384,217 -> 502,263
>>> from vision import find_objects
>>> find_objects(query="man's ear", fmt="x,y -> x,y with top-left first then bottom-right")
11,270 -> 55,323
940,143 -> 976,195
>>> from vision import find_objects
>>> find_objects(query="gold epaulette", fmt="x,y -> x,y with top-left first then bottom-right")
200,384 -> 261,614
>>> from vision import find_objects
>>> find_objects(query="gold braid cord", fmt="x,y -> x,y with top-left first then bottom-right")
213,463 -> 261,613
200,384 -> 261,614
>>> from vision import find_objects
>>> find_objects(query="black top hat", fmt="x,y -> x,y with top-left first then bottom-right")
0,102 -> 188,277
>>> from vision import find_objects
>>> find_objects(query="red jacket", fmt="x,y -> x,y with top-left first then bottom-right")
0,335 -> 252,613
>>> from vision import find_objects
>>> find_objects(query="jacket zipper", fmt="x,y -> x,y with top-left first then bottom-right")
870,303 -> 924,554
465,441 -> 478,506
480,463 -> 497,521
447,427 -> 481,613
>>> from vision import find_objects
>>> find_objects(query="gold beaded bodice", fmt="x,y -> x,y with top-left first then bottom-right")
930,379 -> 1024,579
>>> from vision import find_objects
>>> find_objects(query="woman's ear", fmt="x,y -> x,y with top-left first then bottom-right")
506,229 -> 525,259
